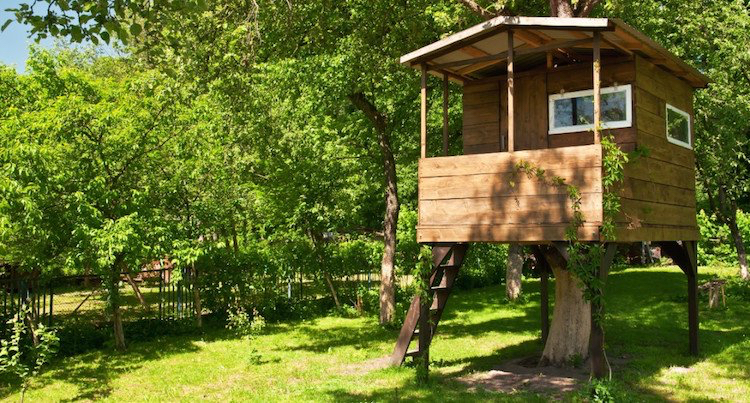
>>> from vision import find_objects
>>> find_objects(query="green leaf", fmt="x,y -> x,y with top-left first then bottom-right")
1,19 -> 12,32
100,31 -> 110,44
129,23 -> 142,36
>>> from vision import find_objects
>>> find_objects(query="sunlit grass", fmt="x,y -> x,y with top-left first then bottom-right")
0,264 -> 748,401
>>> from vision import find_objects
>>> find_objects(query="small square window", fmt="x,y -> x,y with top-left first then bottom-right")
666,104 -> 691,149
548,85 -> 632,135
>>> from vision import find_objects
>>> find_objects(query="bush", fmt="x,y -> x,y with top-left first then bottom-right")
697,208 -> 750,267
453,244 -> 507,290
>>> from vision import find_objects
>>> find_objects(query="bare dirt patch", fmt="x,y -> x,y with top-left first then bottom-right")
458,355 -> 627,395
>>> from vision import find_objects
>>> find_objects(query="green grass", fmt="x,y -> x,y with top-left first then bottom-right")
1,264 -> 749,402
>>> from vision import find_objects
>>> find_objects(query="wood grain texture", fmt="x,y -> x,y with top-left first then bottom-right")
547,60 -> 635,94
417,145 -> 602,242
421,144 -> 602,177
417,224 -> 601,243
515,71 -> 548,150
419,167 -> 601,199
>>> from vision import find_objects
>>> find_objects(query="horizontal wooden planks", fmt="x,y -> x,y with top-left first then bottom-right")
548,127 -> 636,149
613,224 -> 699,242
618,198 -> 697,227
418,145 -> 603,242
420,167 -> 601,199
622,55 -> 699,237
417,224 -> 601,243
421,144 -> 602,177
617,177 -> 695,207
419,193 -> 603,226
623,157 -> 695,190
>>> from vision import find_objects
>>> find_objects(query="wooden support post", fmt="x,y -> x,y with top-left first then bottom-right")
657,241 -> 699,356
420,64 -> 428,159
546,52 -> 553,70
593,32 -> 602,144
590,242 -> 618,379
442,73 -> 449,156
685,240 -> 699,356
506,30 -> 515,153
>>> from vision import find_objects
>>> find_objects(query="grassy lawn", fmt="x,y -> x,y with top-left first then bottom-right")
1,264 -> 748,402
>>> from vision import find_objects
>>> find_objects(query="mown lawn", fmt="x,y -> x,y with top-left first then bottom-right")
2,264 -> 749,402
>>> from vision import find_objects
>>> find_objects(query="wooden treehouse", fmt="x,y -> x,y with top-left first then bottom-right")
391,17 -> 709,372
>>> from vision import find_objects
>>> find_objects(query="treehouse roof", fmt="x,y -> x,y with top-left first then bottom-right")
400,16 -> 709,88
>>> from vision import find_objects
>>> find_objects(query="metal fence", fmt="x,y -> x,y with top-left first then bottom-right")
0,268 -> 195,327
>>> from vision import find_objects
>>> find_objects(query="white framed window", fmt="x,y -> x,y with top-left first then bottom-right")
548,84 -> 632,135
666,104 -> 692,149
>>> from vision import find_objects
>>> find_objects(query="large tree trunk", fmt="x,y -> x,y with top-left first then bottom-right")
539,247 -> 591,366
192,263 -> 202,327
506,244 -> 523,300
348,92 -> 399,324
718,190 -> 750,281
109,255 -> 127,351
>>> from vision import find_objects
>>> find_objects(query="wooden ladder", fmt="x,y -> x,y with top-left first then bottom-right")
389,243 -> 469,366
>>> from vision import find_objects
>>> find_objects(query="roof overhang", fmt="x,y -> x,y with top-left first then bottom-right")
400,16 -> 709,88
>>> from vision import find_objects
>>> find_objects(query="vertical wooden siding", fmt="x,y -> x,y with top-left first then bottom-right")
417,144 -> 603,243
615,56 -> 698,241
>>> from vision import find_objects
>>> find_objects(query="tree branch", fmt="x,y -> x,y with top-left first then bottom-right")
575,0 -> 601,17
456,0 -> 497,20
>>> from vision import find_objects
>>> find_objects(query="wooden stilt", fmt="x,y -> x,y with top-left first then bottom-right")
420,64 -> 428,159
506,30 -> 515,153
658,241 -> 699,356
442,73 -> 449,156
593,32 -> 602,144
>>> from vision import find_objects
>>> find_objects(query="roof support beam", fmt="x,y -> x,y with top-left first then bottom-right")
507,30 -> 515,153
420,64 -> 428,159
442,74 -> 449,156
431,38 -> 591,70
593,32 -> 602,144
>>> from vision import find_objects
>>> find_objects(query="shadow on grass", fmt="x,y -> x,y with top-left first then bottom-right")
5,266 -> 747,401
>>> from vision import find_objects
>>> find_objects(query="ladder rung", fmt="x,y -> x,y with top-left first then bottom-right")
431,285 -> 450,291
405,349 -> 420,357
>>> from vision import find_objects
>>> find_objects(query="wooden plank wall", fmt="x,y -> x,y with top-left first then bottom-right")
463,81 -> 503,155
417,144 -> 603,243
615,56 -> 698,241
546,60 -> 637,149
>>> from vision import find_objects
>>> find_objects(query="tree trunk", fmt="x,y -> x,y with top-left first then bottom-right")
717,186 -> 750,281
506,244 -> 523,300
112,305 -> 126,351
348,92 -> 399,324
125,271 -> 148,311
539,248 -> 590,366
324,272 -> 341,310
192,263 -> 202,327
727,212 -> 749,281
109,256 -> 127,351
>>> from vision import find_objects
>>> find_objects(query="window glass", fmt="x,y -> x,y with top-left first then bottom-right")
548,85 -> 631,134
666,105 -> 691,148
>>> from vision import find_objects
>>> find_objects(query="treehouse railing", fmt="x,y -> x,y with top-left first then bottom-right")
417,144 -> 604,243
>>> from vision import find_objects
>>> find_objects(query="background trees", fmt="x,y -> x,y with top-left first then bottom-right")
2,0 -> 750,355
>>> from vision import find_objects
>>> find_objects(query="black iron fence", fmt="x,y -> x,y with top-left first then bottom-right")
0,268 -> 195,327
